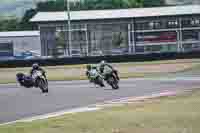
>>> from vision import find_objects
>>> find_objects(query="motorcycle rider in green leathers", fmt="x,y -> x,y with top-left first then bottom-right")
98,60 -> 120,81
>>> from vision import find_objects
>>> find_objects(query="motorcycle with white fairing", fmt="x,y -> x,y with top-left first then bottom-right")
87,68 -> 105,87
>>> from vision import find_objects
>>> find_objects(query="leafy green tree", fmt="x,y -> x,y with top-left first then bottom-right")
0,0 -> 166,31
125,0 -> 145,8
0,17 -> 20,31
20,9 -> 37,30
143,0 -> 165,7
37,0 -> 57,11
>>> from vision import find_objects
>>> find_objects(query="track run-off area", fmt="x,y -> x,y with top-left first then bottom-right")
0,77 -> 200,124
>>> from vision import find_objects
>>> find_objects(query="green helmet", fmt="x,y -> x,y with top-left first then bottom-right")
86,64 -> 91,70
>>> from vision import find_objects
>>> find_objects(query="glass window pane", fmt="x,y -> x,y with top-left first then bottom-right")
136,31 -> 177,44
182,30 -> 200,41
0,42 -> 13,56
88,23 -> 129,56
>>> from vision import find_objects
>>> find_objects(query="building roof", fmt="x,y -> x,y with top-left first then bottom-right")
31,5 -> 200,22
0,31 -> 40,37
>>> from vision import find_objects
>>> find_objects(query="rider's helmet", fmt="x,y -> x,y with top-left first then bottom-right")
100,60 -> 106,65
32,63 -> 39,70
86,64 -> 91,70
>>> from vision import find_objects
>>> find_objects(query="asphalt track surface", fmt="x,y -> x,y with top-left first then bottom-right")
0,77 -> 200,124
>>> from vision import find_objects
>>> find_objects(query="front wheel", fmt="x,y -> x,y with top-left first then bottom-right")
95,76 -> 105,87
111,82 -> 119,89
37,78 -> 48,93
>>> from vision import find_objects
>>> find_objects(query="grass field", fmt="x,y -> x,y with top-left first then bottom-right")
0,89 -> 200,133
0,59 -> 200,84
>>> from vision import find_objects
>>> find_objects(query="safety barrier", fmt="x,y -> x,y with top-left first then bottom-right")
0,51 -> 199,68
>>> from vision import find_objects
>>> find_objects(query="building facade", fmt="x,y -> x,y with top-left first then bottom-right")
31,5 -> 200,56
0,31 -> 41,57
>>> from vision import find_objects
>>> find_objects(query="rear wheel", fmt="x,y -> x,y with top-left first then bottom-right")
108,76 -> 119,89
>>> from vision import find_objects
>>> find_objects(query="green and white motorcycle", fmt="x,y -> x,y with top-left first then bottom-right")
87,68 -> 105,87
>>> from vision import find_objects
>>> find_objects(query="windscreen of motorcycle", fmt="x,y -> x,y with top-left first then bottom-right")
32,71 -> 43,79
90,69 -> 98,78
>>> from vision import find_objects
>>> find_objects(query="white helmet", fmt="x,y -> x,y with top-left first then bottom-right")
100,60 -> 106,64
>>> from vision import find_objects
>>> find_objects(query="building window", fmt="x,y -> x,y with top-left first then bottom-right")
71,31 -> 85,41
182,30 -> 200,41
71,24 -> 85,30
149,22 -> 154,29
160,44 -> 177,52
149,21 -> 162,29
145,45 -> 162,52
183,43 -> 200,52
0,42 -> 13,56
136,20 -> 167,30
136,44 -> 177,53
182,18 -> 200,27
136,31 -> 177,44
88,23 -> 128,54
167,20 -> 178,28
135,21 -> 149,30
191,19 -> 200,25
135,46 -> 144,53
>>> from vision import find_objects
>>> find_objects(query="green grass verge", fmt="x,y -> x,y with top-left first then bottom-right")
0,72 -> 160,84
1,89 -> 200,133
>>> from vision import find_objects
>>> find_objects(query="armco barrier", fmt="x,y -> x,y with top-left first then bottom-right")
0,51 -> 199,68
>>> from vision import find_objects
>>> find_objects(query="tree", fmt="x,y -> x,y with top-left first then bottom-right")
20,9 -> 37,30
37,0 -> 58,11
0,17 -> 20,31
143,0 -> 165,7
125,0 -> 145,8
0,0 -> 166,32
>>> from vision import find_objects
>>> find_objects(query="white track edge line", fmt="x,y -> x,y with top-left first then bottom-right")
0,89 -> 185,126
